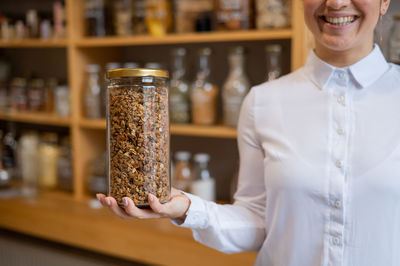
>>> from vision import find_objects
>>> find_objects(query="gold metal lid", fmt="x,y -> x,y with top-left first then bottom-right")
107,68 -> 169,79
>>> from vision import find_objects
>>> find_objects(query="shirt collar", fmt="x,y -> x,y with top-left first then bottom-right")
304,44 -> 389,90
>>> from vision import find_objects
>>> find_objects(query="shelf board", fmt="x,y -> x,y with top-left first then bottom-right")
0,111 -> 71,126
79,118 -> 237,138
75,29 -> 292,47
171,124 -> 237,139
0,39 -> 67,48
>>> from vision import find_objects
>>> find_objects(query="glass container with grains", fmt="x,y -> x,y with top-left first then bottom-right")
107,68 -> 170,208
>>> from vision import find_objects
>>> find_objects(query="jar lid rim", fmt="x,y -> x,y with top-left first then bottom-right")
107,68 -> 169,79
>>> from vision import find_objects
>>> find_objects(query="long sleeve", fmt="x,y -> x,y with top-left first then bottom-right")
174,89 -> 267,254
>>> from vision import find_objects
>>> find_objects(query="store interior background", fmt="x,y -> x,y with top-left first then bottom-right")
0,1 -> 399,265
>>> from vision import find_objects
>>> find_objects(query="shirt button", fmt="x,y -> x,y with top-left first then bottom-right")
335,200 -> 342,208
336,160 -> 343,169
337,72 -> 345,80
333,237 -> 341,245
337,95 -> 346,105
337,128 -> 345,135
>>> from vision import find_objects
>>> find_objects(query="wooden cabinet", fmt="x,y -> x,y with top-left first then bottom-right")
0,0 -> 308,205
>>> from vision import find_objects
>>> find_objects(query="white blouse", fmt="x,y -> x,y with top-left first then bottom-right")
175,45 -> 400,266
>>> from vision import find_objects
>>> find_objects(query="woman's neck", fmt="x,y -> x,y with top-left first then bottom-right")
314,42 -> 375,68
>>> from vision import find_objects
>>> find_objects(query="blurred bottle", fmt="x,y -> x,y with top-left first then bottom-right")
222,46 -> 250,127
2,122 -> 17,183
0,130 -> 11,188
389,14 -> 400,64
172,151 -> 193,192
10,77 -> 28,112
84,64 -> 102,119
88,152 -> 107,195
191,48 -> 218,125
216,0 -> 253,31
53,1 -> 66,38
55,85 -> 70,117
38,133 -> 59,189
18,131 -> 39,196
145,0 -> 172,36
26,9 -> 39,38
85,0 -> 106,36
57,136 -> 73,192
170,48 -> 190,124
265,44 -> 282,81
133,0 -> 147,34
44,78 -> 57,114
0,60 -> 11,112
114,0 -> 133,36
28,78 -> 45,111
190,153 -> 215,201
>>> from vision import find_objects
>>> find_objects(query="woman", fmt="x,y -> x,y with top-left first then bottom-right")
98,0 -> 399,265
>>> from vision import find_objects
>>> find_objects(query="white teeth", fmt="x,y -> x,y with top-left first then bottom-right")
325,16 -> 355,26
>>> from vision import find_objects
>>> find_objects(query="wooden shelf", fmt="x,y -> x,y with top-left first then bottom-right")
0,39 -> 68,48
0,191 -> 256,266
171,124 -> 237,139
0,111 -> 71,127
79,118 -> 237,138
75,29 -> 292,47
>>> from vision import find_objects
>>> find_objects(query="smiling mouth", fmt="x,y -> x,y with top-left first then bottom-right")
321,16 -> 358,26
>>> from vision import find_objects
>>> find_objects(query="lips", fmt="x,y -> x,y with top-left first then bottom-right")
321,15 -> 359,26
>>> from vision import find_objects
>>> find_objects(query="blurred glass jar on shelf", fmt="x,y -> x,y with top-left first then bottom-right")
145,0 -> 172,36
0,130 -> 11,188
170,48 -> 190,124
256,0 -> 290,29
84,64 -> 102,119
191,48 -> 218,125
113,0 -> 133,36
265,44 -> 282,81
133,0 -> 147,34
26,9 -> 39,38
10,77 -> 28,112
389,14 -> 400,65
174,0 -> 214,33
87,152 -> 107,195
190,153 -> 215,201
0,60 -> 11,112
84,0 -> 114,36
55,85 -> 70,117
172,151 -> 193,192
18,131 -> 40,197
2,123 -> 17,182
38,133 -> 60,189
216,0 -> 253,31
28,78 -> 45,112
57,136 -> 73,192
222,46 -> 250,128
44,78 -> 58,113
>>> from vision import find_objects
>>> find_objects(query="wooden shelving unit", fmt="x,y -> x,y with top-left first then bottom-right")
0,1 -> 309,264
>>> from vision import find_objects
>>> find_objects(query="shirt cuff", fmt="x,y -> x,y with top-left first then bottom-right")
170,192 -> 209,229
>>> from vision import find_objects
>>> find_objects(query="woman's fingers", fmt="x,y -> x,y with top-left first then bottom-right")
122,197 -> 164,219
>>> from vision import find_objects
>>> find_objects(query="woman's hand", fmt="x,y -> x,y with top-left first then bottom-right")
96,188 -> 191,222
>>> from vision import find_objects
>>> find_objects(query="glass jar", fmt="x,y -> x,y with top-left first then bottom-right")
169,48 -> 190,124
28,78 -> 45,112
18,131 -> 39,196
88,152 -> 107,195
107,68 -> 170,208
222,46 -> 250,127
265,44 -> 282,81
113,0 -> 133,36
10,77 -> 28,112
172,151 -> 193,192
55,85 -> 70,117
133,0 -> 147,34
84,0 -> 106,36
145,0 -> 172,36
256,0 -> 290,29
57,136 -> 73,192
44,78 -> 57,113
190,153 -> 215,201
389,14 -> 400,64
37,133 -> 59,189
216,0 -> 252,31
84,64 -> 102,119
191,48 -> 218,125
